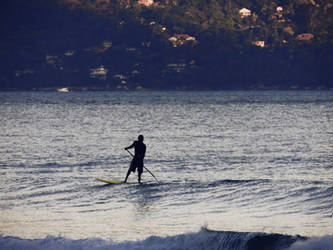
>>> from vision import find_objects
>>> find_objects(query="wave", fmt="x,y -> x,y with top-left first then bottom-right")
1,228 -> 332,250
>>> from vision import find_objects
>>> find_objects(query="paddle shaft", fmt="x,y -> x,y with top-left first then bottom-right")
126,149 -> 159,183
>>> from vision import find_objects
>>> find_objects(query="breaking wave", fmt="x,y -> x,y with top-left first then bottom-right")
1,228 -> 332,250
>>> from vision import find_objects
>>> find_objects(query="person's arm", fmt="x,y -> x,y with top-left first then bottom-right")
125,141 -> 136,150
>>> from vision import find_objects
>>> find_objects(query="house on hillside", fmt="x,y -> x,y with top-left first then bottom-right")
168,34 -> 197,47
252,41 -> 265,48
239,8 -> 251,18
64,50 -> 74,56
90,65 -> 108,80
103,41 -> 112,50
276,6 -> 283,13
138,0 -> 154,6
296,33 -> 314,41
283,26 -> 295,36
274,6 -> 285,21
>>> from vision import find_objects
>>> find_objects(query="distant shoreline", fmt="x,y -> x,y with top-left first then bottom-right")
1,86 -> 333,92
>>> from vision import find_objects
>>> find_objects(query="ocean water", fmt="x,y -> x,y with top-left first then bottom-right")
0,91 -> 332,250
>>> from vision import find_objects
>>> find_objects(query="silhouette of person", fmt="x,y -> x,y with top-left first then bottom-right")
124,135 -> 146,183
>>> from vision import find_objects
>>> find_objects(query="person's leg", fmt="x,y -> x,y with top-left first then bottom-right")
138,171 -> 142,184
137,159 -> 143,184
124,159 -> 135,183
124,168 -> 131,183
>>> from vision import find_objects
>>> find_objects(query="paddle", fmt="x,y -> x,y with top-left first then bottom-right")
126,149 -> 159,183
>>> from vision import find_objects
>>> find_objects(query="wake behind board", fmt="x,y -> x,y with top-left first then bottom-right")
95,178 -> 123,184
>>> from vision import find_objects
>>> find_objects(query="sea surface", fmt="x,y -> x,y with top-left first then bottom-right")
0,91 -> 332,250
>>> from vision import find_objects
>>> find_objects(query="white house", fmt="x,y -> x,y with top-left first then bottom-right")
276,6 -> 283,12
239,8 -> 251,18
168,34 -> 197,47
90,65 -> 108,80
138,0 -> 154,6
252,41 -> 265,48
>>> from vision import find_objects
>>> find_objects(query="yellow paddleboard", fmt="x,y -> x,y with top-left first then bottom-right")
95,178 -> 124,184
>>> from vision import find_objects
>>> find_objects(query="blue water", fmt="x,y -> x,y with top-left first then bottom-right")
0,91 -> 332,249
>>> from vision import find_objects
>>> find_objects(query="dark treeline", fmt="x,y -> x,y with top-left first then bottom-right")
0,0 -> 332,90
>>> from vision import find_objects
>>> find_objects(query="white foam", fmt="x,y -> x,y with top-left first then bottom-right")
288,235 -> 333,250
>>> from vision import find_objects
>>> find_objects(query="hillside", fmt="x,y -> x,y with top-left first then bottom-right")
1,0 -> 333,90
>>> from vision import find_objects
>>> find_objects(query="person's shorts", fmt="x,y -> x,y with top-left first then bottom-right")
131,157 -> 144,174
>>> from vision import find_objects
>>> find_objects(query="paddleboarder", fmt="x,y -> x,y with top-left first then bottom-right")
124,135 -> 146,183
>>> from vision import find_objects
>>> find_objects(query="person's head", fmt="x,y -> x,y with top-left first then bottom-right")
138,135 -> 144,142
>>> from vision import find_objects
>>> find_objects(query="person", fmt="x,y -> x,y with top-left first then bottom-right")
124,135 -> 146,183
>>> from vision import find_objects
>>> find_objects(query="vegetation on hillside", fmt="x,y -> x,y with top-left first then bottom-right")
0,0 -> 332,90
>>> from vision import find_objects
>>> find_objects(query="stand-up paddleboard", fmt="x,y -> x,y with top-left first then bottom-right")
95,178 -> 123,184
